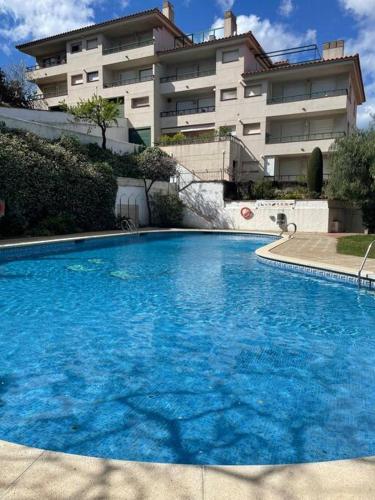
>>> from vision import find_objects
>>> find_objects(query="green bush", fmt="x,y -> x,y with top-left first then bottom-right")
0,127 -> 118,236
28,214 -> 79,236
151,193 -> 184,227
362,198 -> 375,233
251,180 -> 276,199
307,147 -> 323,195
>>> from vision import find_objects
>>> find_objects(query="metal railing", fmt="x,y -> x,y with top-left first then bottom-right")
103,39 -> 154,55
358,240 -> 375,287
265,173 -> 330,182
160,106 -> 215,117
26,59 -> 67,72
279,222 -> 297,239
268,88 -> 348,104
174,27 -> 224,48
179,169 -> 227,182
104,75 -> 154,88
156,133 -> 240,147
29,89 -> 68,101
266,131 -> 346,144
160,68 -> 216,83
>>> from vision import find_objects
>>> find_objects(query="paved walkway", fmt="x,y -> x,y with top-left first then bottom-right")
271,233 -> 375,275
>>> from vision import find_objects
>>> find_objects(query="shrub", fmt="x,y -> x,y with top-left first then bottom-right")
151,193 -> 184,227
251,180 -> 276,199
307,147 -> 323,195
362,198 -> 375,233
0,127 -> 118,236
29,214 -> 79,236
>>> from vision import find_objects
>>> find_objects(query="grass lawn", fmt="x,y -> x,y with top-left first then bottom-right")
337,235 -> 375,259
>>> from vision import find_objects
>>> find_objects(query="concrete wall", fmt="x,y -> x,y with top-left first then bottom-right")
116,177 -> 177,226
180,181 -> 363,233
0,107 -> 136,154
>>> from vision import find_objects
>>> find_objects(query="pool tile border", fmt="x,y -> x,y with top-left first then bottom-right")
255,237 -> 375,290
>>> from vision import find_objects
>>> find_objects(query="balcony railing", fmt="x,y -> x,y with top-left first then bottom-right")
268,88 -> 348,104
29,89 -> 68,101
103,39 -> 154,55
160,68 -> 216,83
160,106 -> 215,117
174,27 -> 224,48
266,131 -> 346,144
104,75 -> 154,88
156,133 -> 240,146
265,173 -> 330,182
26,59 -> 67,72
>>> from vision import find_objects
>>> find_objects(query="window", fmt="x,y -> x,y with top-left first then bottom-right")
87,38 -> 98,50
243,122 -> 261,135
245,84 -> 262,98
220,125 -> 236,136
221,88 -> 237,101
87,71 -> 99,83
71,42 -> 82,54
222,49 -> 239,63
132,96 -> 149,108
139,68 -> 153,81
71,74 -> 83,85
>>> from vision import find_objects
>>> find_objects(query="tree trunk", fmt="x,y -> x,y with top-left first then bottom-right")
100,126 -> 107,150
144,179 -> 154,226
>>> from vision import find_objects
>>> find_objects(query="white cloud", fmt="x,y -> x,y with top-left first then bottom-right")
340,0 -> 375,18
212,14 -> 316,54
0,0 -> 98,42
216,0 -> 235,11
340,0 -> 375,127
279,0 -> 294,17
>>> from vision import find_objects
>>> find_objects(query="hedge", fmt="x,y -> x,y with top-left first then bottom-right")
0,128 -> 120,236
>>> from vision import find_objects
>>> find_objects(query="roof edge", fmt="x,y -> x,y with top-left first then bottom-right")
16,8 -> 186,50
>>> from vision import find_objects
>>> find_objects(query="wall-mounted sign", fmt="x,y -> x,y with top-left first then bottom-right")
0,200 -> 5,217
255,200 -> 296,209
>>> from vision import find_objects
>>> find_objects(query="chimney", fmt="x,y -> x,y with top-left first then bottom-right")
162,1 -> 175,23
322,40 -> 345,60
224,10 -> 237,38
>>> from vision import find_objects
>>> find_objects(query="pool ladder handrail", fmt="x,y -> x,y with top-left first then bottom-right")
279,223 -> 297,239
358,239 -> 375,287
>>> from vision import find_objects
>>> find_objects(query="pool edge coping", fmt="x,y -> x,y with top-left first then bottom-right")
255,236 -> 375,287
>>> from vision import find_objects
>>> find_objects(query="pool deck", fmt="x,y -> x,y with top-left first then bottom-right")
1,229 -> 375,499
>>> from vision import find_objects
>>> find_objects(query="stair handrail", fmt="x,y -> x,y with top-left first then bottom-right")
279,223 -> 297,239
358,239 -> 375,287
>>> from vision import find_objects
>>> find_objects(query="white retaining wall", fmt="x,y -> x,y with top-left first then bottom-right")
0,107 -> 135,154
181,181 -> 363,233
116,177 -> 177,226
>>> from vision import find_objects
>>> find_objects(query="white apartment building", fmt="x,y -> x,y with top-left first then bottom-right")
17,2 -> 365,183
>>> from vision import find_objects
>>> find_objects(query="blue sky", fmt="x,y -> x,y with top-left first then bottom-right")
0,0 -> 374,126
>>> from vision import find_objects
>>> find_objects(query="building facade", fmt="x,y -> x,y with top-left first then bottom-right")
17,2 -> 365,183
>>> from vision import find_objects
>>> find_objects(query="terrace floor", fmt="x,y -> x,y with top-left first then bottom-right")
270,232 -> 375,276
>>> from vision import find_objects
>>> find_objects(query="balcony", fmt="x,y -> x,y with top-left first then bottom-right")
103,39 -> 154,56
104,75 -> 154,88
26,59 -> 67,73
160,68 -> 216,83
160,106 -> 215,117
29,89 -> 68,101
266,131 -> 345,144
268,88 -> 348,104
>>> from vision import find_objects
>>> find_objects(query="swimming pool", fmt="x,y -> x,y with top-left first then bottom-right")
0,232 -> 374,465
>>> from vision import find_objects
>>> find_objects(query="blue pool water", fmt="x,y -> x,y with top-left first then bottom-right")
0,232 -> 375,465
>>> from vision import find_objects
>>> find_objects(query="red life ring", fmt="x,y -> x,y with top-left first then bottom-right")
241,207 -> 254,220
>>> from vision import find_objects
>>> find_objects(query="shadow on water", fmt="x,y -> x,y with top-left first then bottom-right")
1,371 -> 375,498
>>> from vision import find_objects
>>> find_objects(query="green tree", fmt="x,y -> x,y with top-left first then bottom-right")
307,147 -> 323,195
0,62 -> 34,108
64,95 -> 119,150
327,130 -> 375,231
136,147 -> 177,225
